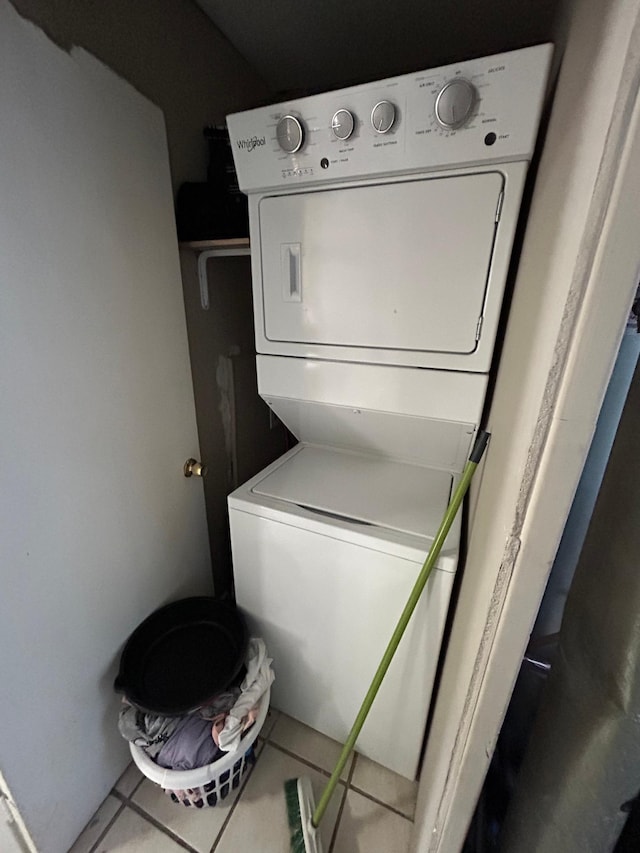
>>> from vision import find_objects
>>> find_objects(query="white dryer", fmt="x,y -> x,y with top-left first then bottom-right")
227,44 -> 552,779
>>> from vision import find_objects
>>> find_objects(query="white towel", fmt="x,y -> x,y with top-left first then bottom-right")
218,637 -> 275,754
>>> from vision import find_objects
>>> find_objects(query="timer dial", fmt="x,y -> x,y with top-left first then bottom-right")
276,115 -> 305,153
371,100 -> 396,134
434,79 -> 476,130
331,109 -> 355,141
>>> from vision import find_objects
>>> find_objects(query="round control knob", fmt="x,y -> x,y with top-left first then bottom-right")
435,79 -> 476,130
371,100 -> 396,134
276,115 -> 305,153
331,109 -> 355,141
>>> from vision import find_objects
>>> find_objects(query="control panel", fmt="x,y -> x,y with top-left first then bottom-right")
227,44 -> 552,193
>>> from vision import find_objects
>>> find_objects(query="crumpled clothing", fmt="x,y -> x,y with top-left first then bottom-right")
118,703 -> 179,757
199,688 -> 242,720
210,713 -> 227,747
117,683 -> 242,758
169,787 -> 203,807
218,638 -> 274,754
155,714 -> 223,771
210,707 -> 258,747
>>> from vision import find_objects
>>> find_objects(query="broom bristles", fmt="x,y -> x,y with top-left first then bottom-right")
284,776 -> 323,853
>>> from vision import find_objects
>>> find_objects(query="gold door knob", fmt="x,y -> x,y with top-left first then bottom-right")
184,458 -> 208,478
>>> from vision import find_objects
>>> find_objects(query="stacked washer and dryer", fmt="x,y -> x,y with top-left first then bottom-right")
226,45 -> 552,780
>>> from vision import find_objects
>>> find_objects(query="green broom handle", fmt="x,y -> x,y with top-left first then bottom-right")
312,430 -> 490,827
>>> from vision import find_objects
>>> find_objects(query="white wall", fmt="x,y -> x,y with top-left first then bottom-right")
413,0 -> 640,849
10,0 -> 269,195
0,4 -> 213,849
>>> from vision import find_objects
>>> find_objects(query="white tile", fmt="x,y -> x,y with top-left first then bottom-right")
215,744 -> 344,853
113,763 -> 144,797
332,789 -> 413,853
351,754 -> 418,818
269,713 -> 353,779
132,759 -> 251,853
92,806 -> 183,852
69,796 -> 122,853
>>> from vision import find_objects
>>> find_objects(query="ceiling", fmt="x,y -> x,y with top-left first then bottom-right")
195,0 -> 560,98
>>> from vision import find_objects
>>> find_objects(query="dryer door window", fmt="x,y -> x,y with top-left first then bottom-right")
258,172 -> 503,355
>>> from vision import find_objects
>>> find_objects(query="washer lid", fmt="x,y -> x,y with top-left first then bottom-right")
251,445 -> 453,540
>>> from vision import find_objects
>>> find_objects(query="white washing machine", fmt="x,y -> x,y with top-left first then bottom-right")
226,44 -> 552,779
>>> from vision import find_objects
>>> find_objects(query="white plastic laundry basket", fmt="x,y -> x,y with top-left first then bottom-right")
130,687 -> 270,807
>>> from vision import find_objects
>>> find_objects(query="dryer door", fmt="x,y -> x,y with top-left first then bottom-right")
258,172 -> 503,357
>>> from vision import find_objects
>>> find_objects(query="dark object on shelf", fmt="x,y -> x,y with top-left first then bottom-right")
114,597 -> 248,715
615,789 -> 640,852
176,126 -> 248,241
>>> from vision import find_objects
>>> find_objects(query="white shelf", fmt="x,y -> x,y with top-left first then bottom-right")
179,238 -> 251,310
179,237 -> 250,252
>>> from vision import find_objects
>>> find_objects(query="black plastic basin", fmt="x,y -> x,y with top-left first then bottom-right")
114,597 -> 248,715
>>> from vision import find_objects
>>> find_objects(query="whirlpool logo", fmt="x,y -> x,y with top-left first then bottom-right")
236,135 -> 266,153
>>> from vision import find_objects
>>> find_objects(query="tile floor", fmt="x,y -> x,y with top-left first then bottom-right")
69,709 -> 417,853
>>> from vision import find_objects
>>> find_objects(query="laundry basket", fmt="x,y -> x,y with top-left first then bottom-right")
129,687 -> 270,807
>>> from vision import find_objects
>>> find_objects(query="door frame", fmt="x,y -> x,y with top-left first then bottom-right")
0,772 -> 36,853
412,3 -> 640,850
